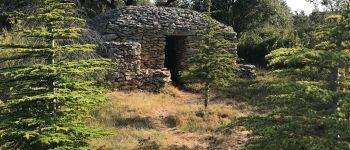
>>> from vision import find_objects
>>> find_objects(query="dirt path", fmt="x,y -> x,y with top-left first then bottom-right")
90,86 -> 251,150
151,87 -> 251,149
152,88 -> 208,149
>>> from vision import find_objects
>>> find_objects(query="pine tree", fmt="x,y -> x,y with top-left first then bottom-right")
180,0 -> 237,108
220,2 -> 350,149
0,0 -> 110,149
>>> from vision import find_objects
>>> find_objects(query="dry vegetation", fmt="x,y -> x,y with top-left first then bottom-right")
86,86 -> 253,150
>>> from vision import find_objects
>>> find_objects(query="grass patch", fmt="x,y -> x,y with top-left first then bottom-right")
86,86 -> 247,149
174,104 -> 242,132
89,127 -> 166,150
216,69 -> 279,114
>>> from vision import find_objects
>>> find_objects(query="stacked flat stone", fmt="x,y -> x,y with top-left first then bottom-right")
90,6 -> 237,91
237,64 -> 257,79
105,42 -> 171,91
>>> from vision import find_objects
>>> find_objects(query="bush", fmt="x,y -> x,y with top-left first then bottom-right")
238,27 -> 295,66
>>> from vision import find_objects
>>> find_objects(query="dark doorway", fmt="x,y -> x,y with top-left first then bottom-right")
164,36 -> 186,86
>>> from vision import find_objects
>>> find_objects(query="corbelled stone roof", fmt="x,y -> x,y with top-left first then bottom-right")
90,6 -> 235,37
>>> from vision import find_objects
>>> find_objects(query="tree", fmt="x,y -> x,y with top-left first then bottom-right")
190,0 -> 293,34
293,11 -> 329,48
0,0 -> 110,149
181,0 -> 237,108
0,0 -> 153,24
308,0 -> 349,12
188,0 -> 294,65
155,0 -> 189,7
221,1 -> 350,149
172,0 -> 293,65
0,0 -> 39,31
237,26 -> 296,65
230,0 -> 293,65
160,0 -> 177,6
77,0 -> 152,17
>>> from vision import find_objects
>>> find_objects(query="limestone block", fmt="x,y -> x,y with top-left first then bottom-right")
237,64 -> 257,79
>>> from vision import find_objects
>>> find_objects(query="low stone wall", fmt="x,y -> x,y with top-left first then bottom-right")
104,42 -> 171,91
237,64 -> 257,79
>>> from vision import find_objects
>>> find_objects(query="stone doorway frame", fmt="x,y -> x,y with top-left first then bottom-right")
164,35 -> 188,86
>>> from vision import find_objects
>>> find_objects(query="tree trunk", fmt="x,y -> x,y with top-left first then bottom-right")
328,67 -> 340,92
48,38 -> 57,110
329,39 -> 342,92
343,66 -> 348,91
328,39 -> 344,114
204,83 -> 210,108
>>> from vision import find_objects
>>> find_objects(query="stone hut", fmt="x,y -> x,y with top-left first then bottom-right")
90,6 -> 237,91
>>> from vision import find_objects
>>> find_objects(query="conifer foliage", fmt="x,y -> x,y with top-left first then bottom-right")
181,0 -> 237,108
221,2 -> 350,149
0,0 -> 110,149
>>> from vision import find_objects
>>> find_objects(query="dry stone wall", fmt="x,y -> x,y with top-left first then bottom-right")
237,64 -> 257,79
105,42 -> 171,91
90,6 -> 237,91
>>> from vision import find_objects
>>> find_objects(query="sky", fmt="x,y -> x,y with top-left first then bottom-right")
284,0 -> 318,14
149,0 -> 319,15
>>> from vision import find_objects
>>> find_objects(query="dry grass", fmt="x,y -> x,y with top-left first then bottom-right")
89,127 -> 167,150
255,68 -> 279,81
87,86 -> 248,150
174,104 -> 242,132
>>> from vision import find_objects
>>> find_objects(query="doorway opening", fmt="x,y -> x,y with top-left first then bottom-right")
164,36 -> 186,86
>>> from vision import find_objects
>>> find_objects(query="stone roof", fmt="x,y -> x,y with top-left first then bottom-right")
89,6 -> 235,37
